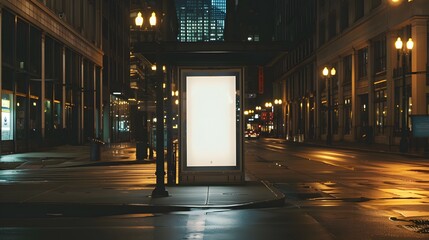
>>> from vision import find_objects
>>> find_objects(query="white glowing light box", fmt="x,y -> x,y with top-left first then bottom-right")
186,76 -> 237,167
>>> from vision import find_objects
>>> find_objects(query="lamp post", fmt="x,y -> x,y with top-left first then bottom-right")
322,66 -> 336,145
135,10 -> 168,197
265,102 -> 273,136
395,37 -> 414,153
274,99 -> 282,138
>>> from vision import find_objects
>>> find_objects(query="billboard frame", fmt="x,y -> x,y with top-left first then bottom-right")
179,68 -> 244,184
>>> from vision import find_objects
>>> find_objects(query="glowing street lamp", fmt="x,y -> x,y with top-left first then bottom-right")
135,11 -> 157,28
274,99 -> 283,138
322,66 -> 336,145
149,12 -> 157,27
135,9 -> 168,197
135,12 -> 143,27
395,37 -> 414,152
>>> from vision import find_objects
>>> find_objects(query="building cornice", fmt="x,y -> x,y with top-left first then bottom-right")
2,0 -> 103,66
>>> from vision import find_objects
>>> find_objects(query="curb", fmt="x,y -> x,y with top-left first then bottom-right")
63,159 -> 156,168
0,181 -> 285,218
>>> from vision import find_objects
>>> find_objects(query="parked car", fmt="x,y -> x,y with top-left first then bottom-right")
245,130 -> 260,139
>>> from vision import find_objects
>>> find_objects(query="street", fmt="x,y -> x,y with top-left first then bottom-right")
1,139 -> 429,239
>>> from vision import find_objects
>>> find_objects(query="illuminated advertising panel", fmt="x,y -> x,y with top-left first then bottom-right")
186,76 -> 237,167
179,68 -> 244,183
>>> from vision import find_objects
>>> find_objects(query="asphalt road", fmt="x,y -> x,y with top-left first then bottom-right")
1,139 -> 429,239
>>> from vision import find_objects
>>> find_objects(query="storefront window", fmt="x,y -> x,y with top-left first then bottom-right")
54,101 -> 62,130
375,89 -> 387,135
110,95 -> 130,142
45,100 -> 52,133
16,96 -> 27,140
2,93 -> 14,140
344,97 -> 352,135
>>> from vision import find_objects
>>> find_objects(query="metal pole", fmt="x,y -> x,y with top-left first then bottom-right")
327,77 -> 332,145
152,58 -> 168,197
400,53 -> 408,152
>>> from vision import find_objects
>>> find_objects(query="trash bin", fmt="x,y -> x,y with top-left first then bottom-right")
90,138 -> 105,161
136,141 -> 147,160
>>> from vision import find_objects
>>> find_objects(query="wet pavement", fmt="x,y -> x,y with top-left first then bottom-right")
0,142 -> 284,218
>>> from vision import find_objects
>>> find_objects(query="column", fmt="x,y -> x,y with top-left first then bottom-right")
93,65 -> 97,137
41,33 -> 46,140
351,49 -> 358,140
411,19 -> 428,115
62,47 -> 66,130
337,58 -> 344,139
367,40 -> 375,138
386,32 -> 397,145
315,74 -> 321,140
79,58 -> 84,144
99,67 -> 103,138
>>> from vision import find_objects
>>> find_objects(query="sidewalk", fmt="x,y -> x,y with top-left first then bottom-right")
0,142 -> 285,218
1,181 -> 285,218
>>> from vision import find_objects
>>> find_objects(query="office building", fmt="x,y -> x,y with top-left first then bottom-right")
275,0 -> 429,151
0,0 -> 130,153
176,0 -> 226,42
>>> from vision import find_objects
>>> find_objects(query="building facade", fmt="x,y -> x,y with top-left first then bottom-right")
275,0 -> 429,151
176,0 -> 226,42
0,0 -> 130,153
271,0 -> 317,141
102,0 -> 131,143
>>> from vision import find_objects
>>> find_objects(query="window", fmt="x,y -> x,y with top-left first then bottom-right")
358,47 -> 368,79
344,97 -> 352,135
355,0 -> 364,21
340,0 -> 349,32
319,19 -> 326,46
394,84 -> 411,134
373,35 -> 386,74
343,55 -> 352,85
375,89 -> 387,135
328,11 -> 337,39
2,10 -> 15,66
372,0 -> 382,9
1,93 -> 14,140
17,19 -> 29,72
29,26 -> 41,76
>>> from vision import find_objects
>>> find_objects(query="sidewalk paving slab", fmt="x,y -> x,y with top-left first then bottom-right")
0,181 -> 285,218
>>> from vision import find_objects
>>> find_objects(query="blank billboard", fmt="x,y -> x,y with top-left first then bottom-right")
186,76 -> 237,167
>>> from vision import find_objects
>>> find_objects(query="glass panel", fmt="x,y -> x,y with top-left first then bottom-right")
2,93 -> 14,140
45,100 -> 52,134
2,10 -> 15,65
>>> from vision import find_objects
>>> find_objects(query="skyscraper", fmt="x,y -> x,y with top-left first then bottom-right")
176,0 -> 226,42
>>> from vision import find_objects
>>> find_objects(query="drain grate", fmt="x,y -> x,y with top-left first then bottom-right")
390,217 -> 429,234
403,224 -> 429,233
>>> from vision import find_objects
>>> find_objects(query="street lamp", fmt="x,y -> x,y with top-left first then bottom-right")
274,99 -> 282,138
395,37 -> 414,153
322,66 -> 336,145
134,10 -> 168,197
135,11 -> 157,28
